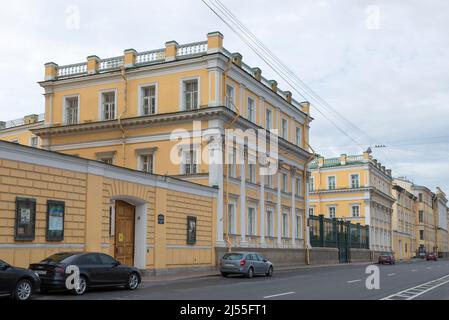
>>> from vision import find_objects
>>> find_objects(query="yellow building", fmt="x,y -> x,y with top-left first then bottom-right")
0,141 -> 218,272
2,32 -> 315,262
434,188 -> 448,257
391,181 -> 417,260
308,151 -> 395,253
0,114 -> 44,148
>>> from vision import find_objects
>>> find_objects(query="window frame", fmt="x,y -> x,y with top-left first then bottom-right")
180,77 -> 200,111
14,197 -> 36,241
266,109 -> 273,130
296,127 -> 302,147
63,94 -> 80,125
266,209 -> 274,237
282,212 -> 289,238
247,206 -> 257,236
351,205 -> 360,218
46,200 -> 65,242
281,118 -> 288,140
247,97 -> 256,122
181,147 -> 200,175
99,89 -> 118,121
282,173 -> 288,193
327,175 -> 337,190
328,206 -> 337,219
139,83 -> 158,116
225,84 -> 235,110
30,136 -> 39,148
350,173 -> 360,189
227,202 -> 236,235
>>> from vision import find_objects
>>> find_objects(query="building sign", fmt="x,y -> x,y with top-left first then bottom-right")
15,198 -> 36,241
46,201 -> 65,241
158,214 -> 165,225
187,216 -> 197,245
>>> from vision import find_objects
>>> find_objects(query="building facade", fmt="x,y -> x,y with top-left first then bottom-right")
2,32 -> 314,257
0,114 -> 44,148
391,181 -> 417,260
308,151 -> 394,252
434,188 -> 448,257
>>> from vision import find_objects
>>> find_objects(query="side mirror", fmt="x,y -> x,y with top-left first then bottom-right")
0,264 -> 9,271
113,261 -> 121,267
263,259 -> 268,263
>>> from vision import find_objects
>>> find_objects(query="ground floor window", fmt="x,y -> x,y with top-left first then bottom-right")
248,207 -> 256,236
227,203 -> 235,235
266,210 -> 274,237
282,213 -> 289,238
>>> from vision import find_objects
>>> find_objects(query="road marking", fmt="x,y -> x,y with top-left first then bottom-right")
347,279 -> 362,284
427,267 -> 432,270
264,292 -> 295,299
411,269 -> 417,272
381,274 -> 449,300
388,273 -> 396,276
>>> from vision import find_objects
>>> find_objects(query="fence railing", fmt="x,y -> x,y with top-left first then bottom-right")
309,215 -> 369,249
177,41 -> 208,57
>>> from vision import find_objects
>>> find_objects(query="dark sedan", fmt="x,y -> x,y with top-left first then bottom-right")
426,252 -> 438,261
378,252 -> 396,265
0,259 -> 41,300
29,252 -> 141,295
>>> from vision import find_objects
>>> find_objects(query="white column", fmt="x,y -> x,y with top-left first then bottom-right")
240,148 -> 246,244
365,200 -> 371,249
260,173 -> 266,245
291,169 -> 296,245
277,170 -> 282,245
305,172 -> 311,248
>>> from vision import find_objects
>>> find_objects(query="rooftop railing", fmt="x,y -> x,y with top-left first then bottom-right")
136,49 -> 165,65
4,114 -> 45,129
177,41 -> 208,57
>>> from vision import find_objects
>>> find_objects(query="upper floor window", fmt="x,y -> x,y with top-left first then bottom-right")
309,177 -> 315,192
227,203 -> 236,235
182,149 -> 198,175
227,148 -> 237,178
281,118 -> 288,140
226,85 -> 235,110
351,174 -> 360,189
248,207 -> 256,236
329,206 -> 336,219
309,207 -> 315,216
352,205 -> 360,218
140,154 -> 154,174
419,210 -> 424,223
296,177 -> 302,196
418,193 -> 423,202
30,136 -> 39,148
282,213 -> 289,238
99,157 -> 113,165
248,163 -> 257,183
183,80 -> 199,111
247,98 -> 256,123
328,176 -> 336,190
282,173 -> 288,192
266,210 -> 274,237
266,174 -> 273,188
64,96 -> 79,125
296,127 -> 302,147
101,91 -> 116,120
266,109 -> 273,130
141,85 -> 156,116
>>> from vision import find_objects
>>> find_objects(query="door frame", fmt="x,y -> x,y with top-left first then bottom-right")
111,196 -> 147,269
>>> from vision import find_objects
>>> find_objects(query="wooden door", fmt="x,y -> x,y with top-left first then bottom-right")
115,201 -> 135,266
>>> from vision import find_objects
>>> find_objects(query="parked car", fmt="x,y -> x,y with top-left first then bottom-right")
378,252 -> 396,265
0,259 -> 41,300
220,252 -> 273,278
426,252 -> 438,261
29,252 -> 141,295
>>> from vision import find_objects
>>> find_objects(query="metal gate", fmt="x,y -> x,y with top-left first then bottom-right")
337,221 -> 348,263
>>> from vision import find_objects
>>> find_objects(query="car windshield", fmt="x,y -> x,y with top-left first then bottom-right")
40,253 -> 77,264
222,253 -> 244,260
381,252 -> 392,256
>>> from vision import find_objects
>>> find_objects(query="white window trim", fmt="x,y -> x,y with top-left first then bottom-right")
29,136 -> 39,148
296,209 -> 303,240
296,126 -> 302,147
296,177 -> 302,196
266,209 -> 274,237
180,76 -> 201,111
225,82 -> 236,110
227,202 -> 237,235
178,145 -> 201,175
247,205 -> 257,236
351,204 -> 361,217
328,205 -> 337,218
247,96 -> 256,123
281,118 -> 289,140
282,172 -> 289,193
138,82 -> 158,116
327,175 -> 337,190
136,151 -> 156,173
266,108 -> 273,130
349,173 -> 361,188
62,94 -> 80,125
282,212 -> 289,238
96,151 -> 116,164
98,89 -> 118,121
309,177 -> 315,191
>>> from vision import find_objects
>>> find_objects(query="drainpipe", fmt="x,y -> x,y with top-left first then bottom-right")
304,128 -> 317,265
118,67 -> 128,167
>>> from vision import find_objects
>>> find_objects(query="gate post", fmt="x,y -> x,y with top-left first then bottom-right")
347,221 -> 352,263
357,224 -> 362,249
319,215 -> 325,247
365,226 -> 370,249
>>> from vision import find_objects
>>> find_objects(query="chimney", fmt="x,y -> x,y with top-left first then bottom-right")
340,154 -> 347,165
207,31 -> 224,54
44,62 -> 58,81
386,169 -> 392,177
24,114 -> 39,124
0,121 -> 5,130
269,80 -> 278,92
124,49 -> 137,68
165,41 -> 179,62
231,52 -> 242,67
300,102 -> 310,114
284,91 -> 292,104
87,55 -> 100,75
252,67 -> 262,81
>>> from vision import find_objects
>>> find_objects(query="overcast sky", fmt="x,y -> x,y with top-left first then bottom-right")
0,0 -> 448,194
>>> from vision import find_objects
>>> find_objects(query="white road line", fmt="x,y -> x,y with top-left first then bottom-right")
381,274 -> 449,300
347,279 -> 362,284
427,267 -> 432,270
388,273 -> 396,276
411,269 -> 417,272
264,292 -> 295,299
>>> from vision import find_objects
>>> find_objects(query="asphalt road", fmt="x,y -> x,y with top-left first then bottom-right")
35,259 -> 449,300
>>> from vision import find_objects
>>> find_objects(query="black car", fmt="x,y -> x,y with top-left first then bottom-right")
0,259 -> 41,300
29,252 -> 142,295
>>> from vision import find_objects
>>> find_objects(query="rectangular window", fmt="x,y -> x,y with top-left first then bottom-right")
329,207 -> 336,219
187,216 -> 197,245
266,210 -> 273,237
226,85 -> 235,110
101,91 -> 116,120
282,213 -> 289,238
296,213 -> 301,239
420,230 -> 424,240
247,98 -> 255,122
328,176 -> 336,190
30,136 -> 39,148
296,127 -> 302,147
182,149 -> 198,175
248,207 -> 256,236
282,173 -> 288,192
266,174 -> 273,188
227,204 -> 235,235
183,80 -> 199,111
418,193 -> 423,202
309,207 -> 315,216
248,163 -> 256,183
351,174 -> 360,189
141,85 -> 156,115
46,201 -> 65,241
228,148 -> 237,178
419,211 -> 424,223
65,96 -> 79,125
140,154 -> 154,174
309,177 -> 315,192
266,109 -> 273,130
296,177 -> 302,196
281,118 -> 288,139
99,157 -> 113,165
15,198 -> 36,241
352,205 -> 360,218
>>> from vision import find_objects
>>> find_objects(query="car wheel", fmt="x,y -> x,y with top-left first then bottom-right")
221,272 -> 229,278
71,275 -> 87,296
266,266 -> 274,277
247,267 -> 254,279
126,272 -> 140,290
14,279 -> 33,301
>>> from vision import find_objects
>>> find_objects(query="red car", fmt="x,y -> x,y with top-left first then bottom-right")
378,252 -> 396,265
426,252 -> 438,261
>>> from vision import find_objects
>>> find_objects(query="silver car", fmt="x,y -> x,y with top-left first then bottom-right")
219,252 -> 274,278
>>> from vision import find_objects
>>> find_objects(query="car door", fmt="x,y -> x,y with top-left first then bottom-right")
256,254 -> 269,273
247,254 -> 259,273
98,254 -> 128,285
76,254 -> 105,286
0,261 -> 14,295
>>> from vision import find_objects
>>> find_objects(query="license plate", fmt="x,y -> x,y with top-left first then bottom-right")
35,270 -> 47,275
225,264 -> 235,267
